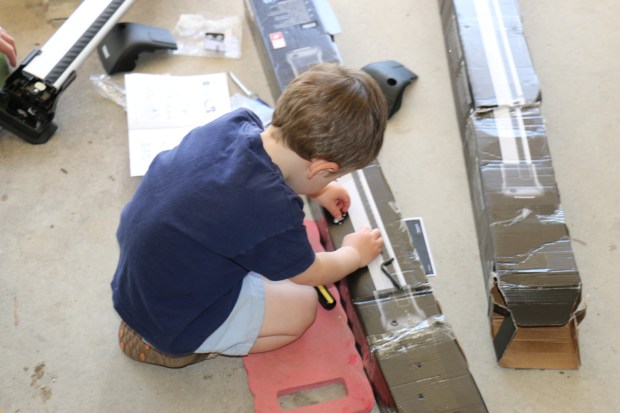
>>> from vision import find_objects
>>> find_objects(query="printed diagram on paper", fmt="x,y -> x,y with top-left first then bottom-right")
125,72 -> 231,176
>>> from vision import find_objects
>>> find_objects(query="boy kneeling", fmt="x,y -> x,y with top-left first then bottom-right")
112,63 -> 388,367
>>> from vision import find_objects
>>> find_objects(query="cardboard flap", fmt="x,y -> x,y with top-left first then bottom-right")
502,285 -> 582,326
492,311 -> 517,362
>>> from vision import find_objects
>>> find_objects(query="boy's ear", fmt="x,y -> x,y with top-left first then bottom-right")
307,159 -> 340,178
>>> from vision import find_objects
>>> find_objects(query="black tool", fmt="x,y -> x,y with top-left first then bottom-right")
97,22 -> 177,75
380,257 -> 403,290
315,285 -> 337,310
361,60 -> 417,119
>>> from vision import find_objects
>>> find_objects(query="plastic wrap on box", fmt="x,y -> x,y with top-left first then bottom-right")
310,164 -> 487,412
463,107 -> 583,352
464,107 -> 551,166
437,2 -> 585,367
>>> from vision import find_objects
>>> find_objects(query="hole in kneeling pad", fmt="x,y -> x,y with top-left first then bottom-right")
278,379 -> 347,410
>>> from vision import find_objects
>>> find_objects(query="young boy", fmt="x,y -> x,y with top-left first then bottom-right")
112,63 -> 388,368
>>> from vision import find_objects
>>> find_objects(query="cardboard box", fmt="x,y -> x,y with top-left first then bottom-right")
463,107 -> 583,368
309,164 -> 488,412
243,0 -> 342,101
438,0 -> 584,369
439,0 -> 541,132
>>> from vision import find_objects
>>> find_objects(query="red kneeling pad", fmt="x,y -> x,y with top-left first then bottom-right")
242,219 -> 374,413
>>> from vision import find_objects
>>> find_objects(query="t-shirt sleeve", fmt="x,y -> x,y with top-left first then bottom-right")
234,226 -> 316,281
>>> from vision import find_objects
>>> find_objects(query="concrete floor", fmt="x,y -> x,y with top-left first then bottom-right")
1,0 -> 619,412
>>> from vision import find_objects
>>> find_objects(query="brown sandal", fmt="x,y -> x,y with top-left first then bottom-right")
118,321 -> 216,368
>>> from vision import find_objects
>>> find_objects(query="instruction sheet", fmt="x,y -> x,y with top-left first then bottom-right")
125,72 -> 231,176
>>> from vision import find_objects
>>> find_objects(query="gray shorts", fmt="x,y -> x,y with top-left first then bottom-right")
194,271 -> 265,356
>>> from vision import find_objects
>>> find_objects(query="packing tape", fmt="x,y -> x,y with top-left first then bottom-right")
494,106 -> 544,197
368,314 -> 456,357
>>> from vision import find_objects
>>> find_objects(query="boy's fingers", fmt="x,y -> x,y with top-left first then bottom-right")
0,28 -> 17,67
325,204 -> 341,220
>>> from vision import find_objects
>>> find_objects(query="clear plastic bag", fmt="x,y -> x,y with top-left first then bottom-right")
173,14 -> 242,59
89,74 -> 126,110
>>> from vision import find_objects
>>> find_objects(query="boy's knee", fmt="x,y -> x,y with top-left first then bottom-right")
264,280 -> 319,336
291,286 -> 319,335
302,287 -> 319,324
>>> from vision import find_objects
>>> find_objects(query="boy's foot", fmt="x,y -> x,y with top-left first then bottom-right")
118,321 -> 216,368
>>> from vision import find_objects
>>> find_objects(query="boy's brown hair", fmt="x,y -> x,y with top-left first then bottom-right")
270,63 -> 388,172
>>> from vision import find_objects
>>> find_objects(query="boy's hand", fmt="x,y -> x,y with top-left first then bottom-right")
341,227 -> 383,268
0,27 -> 17,67
311,181 -> 350,222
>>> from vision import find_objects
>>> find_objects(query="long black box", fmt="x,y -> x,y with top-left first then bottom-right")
310,165 -> 487,412
438,0 -> 584,368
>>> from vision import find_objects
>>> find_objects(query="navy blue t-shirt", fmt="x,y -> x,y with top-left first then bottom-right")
111,109 -> 315,356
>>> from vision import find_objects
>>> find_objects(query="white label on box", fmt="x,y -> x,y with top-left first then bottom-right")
404,218 -> 437,277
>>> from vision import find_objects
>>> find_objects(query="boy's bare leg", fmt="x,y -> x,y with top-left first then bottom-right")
249,278 -> 318,353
